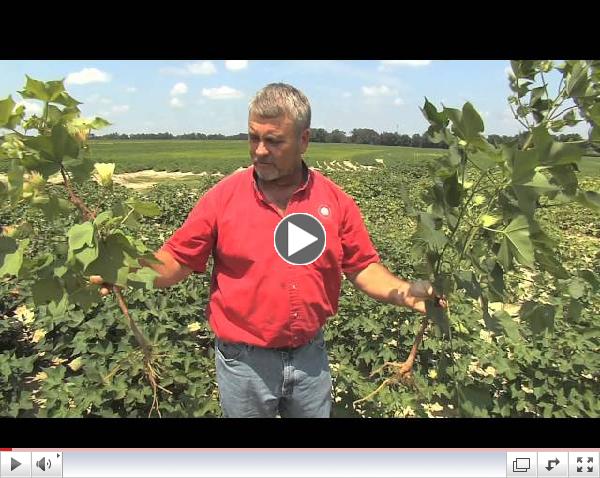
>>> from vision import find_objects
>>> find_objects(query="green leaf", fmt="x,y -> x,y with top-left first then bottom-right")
0,236 -> 19,276
86,233 -> 136,287
520,301 -> 556,335
31,277 -> 63,306
497,239 -> 512,271
461,102 -> 485,141
510,60 -> 536,79
47,293 -> 69,317
563,109 -> 578,125
530,86 -> 546,105
565,300 -> 583,320
20,153 -> 62,178
75,243 -> 99,270
70,285 -> 100,311
46,104 -> 64,125
443,173 -> 461,208
0,96 -> 16,126
7,162 -> 25,203
414,212 -> 447,251
510,148 -> 538,184
63,156 -> 95,184
545,141 -> 583,167
0,238 -> 28,277
578,269 -> 599,291
124,199 -> 161,217
533,126 -> 583,167
454,270 -> 481,300
565,61 -> 589,97
444,107 -> 466,140
19,76 -> 51,101
23,135 -> 55,158
51,124 -> 79,161
519,171 -> 559,194
421,98 -> 447,127
425,300 -> 449,337
548,165 -> 578,196
68,222 -> 95,251
567,278 -> 586,299
89,117 -> 111,129
531,228 -> 568,279
488,263 -> 505,301
45,80 -> 67,102
500,215 -> 535,269
31,195 -> 74,220
494,310 -> 520,341
576,191 -> 600,211
6,105 -> 25,130
128,267 -> 159,290
457,383 -> 492,417
52,91 -> 81,108
94,211 -> 113,226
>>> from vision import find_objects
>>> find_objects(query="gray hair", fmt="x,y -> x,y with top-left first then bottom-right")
249,83 -> 311,134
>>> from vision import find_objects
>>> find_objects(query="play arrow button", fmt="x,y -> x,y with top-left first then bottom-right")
11,458 -> 21,471
274,213 -> 326,265
288,221 -> 318,256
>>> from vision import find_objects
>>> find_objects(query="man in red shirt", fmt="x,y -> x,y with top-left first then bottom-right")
92,83 -> 444,418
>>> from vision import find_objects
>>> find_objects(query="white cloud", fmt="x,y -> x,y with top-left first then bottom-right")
170,97 -> 184,108
362,85 -> 398,97
160,61 -> 217,76
225,60 -> 248,71
86,94 -> 112,105
65,68 -> 111,85
202,86 -> 244,100
187,61 -> 217,75
111,105 -> 129,114
126,86 -> 137,93
379,60 -> 432,71
342,92 -> 352,98
170,82 -> 188,96
393,97 -> 405,106
17,100 -> 43,117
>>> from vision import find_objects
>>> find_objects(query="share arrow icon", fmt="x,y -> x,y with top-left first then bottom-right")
546,458 -> 560,471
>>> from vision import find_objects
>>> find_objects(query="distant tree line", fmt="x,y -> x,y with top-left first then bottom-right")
89,129 -> 599,154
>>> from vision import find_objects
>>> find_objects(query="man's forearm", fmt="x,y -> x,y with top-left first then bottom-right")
348,262 -> 413,307
139,249 -> 192,289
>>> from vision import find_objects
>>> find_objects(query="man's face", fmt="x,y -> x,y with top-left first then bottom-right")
248,114 -> 309,183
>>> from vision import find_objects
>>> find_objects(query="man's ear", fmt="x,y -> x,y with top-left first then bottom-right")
300,128 -> 310,153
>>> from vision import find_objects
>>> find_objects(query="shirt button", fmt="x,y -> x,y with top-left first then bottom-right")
291,284 -> 296,289
293,312 -> 298,318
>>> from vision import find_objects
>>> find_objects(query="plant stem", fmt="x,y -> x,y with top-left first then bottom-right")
60,166 -> 95,221
435,169 -> 488,276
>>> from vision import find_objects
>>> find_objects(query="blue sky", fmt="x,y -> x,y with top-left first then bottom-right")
0,60 -> 586,137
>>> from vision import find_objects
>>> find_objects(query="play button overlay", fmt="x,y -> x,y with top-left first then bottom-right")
11,458 -> 21,471
274,213 -> 326,265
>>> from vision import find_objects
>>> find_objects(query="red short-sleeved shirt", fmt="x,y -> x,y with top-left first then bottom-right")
162,163 -> 380,348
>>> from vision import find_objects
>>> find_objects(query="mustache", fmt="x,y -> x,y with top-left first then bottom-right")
253,157 -> 274,164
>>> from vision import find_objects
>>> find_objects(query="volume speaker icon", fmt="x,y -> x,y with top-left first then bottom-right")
36,457 -> 52,471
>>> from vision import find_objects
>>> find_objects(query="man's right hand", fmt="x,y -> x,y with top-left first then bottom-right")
88,249 -> 193,295
89,275 -> 112,296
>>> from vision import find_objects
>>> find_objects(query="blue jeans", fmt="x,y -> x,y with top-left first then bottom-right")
215,329 -> 332,418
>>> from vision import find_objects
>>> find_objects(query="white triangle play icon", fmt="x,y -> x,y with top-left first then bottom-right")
288,221 -> 318,256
